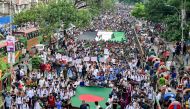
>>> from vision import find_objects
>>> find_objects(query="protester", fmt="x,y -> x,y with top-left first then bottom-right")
80,100 -> 90,109
5,3 -> 190,109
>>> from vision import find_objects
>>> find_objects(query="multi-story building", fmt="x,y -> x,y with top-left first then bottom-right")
0,0 -> 39,15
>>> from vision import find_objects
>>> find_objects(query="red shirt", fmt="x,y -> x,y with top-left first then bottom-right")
48,96 -> 55,107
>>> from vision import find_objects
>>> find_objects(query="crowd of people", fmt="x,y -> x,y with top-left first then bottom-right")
2,3 -> 190,109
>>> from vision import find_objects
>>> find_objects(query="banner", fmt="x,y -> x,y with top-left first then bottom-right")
6,36 -> 15,52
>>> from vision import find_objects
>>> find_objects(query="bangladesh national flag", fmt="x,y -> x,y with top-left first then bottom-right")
71,86 -> 112,108
96,31 -> 127,42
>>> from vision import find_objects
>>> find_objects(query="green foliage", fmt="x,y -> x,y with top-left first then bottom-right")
161,15 -> 181,41
6,86 -> 11,92
132,2 -> 146,18
137,0 -> 190,41
75,9 -> 92,28
14,0 -> 115,38
119,0 -> 143,4
0,60 -> 8,72
31,56 -> 42,69
102,0 -> 115,11
144,0 -> 172,22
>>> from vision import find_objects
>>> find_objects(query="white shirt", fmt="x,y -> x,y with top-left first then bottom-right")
16,96 -> 23,104
78,65 -> 83,72
148,93 -> 153,100
126,105 -> 134,109
39,79 -> 45,87
105,105 -> 112,109
96,105 -> 101,109
107,98 -> 113,104
37,73 -> 41,79
156,92 -> 162,101
34,101 -> 42,109
27,90 -> 34,98
93,69 -> 99,76
22,103 -> 29,109
45,81 -> 49,87
37,89 -> 44,97
20,69 -> 25,76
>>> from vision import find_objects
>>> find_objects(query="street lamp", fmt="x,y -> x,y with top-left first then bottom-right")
165,5 -> 180,21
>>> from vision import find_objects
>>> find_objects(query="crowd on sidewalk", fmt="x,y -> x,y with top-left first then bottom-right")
2,4 -> 190,109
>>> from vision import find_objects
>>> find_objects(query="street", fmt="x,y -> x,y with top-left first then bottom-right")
0,1 -> 189,109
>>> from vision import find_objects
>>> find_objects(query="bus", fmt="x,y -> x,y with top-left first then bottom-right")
13,27 -> 43,50
0,39 -> 23,64
0,27 -> 43,65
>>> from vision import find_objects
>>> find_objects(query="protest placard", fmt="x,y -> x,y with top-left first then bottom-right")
91,57 -> 97,62
68,57 -> 73,62
84,57 -> 90,61
62,56 -> 68,61
100,57 -> 105,63
76,59 -> 82,64
112,59 -> 116,64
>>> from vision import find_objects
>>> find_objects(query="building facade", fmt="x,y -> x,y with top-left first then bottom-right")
0,0 -> 38,15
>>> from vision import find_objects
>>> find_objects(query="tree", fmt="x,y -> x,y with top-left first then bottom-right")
102,0 -> 115,11
140,0 -> 190,41
144,0 -> 174,22
14,0 -> 115,39
31,56 -> 42,69
119,0 -> 143,4
75,9 -> 92,28
161,14 -> 181,41
131,2 -> 146,18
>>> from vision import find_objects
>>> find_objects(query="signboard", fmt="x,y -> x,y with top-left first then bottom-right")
6,36 -> 15,52
8,52 -> 15,64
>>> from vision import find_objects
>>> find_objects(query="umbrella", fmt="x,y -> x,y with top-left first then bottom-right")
183,88 -> 190,94
164,92 -> 176,101
163,51 -> 170,58
181,77 -> 189,84
159,65 -> 167,69
152,57 -> 160,62
148,56 -> 155,62
158,66 -> 168,73
168,101 -> 181,109
160,61 -> 165,66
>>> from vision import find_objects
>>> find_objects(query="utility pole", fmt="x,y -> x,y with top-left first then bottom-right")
181,0 -> 185,42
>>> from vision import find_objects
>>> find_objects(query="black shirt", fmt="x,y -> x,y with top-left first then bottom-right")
80,103 -> 90,109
